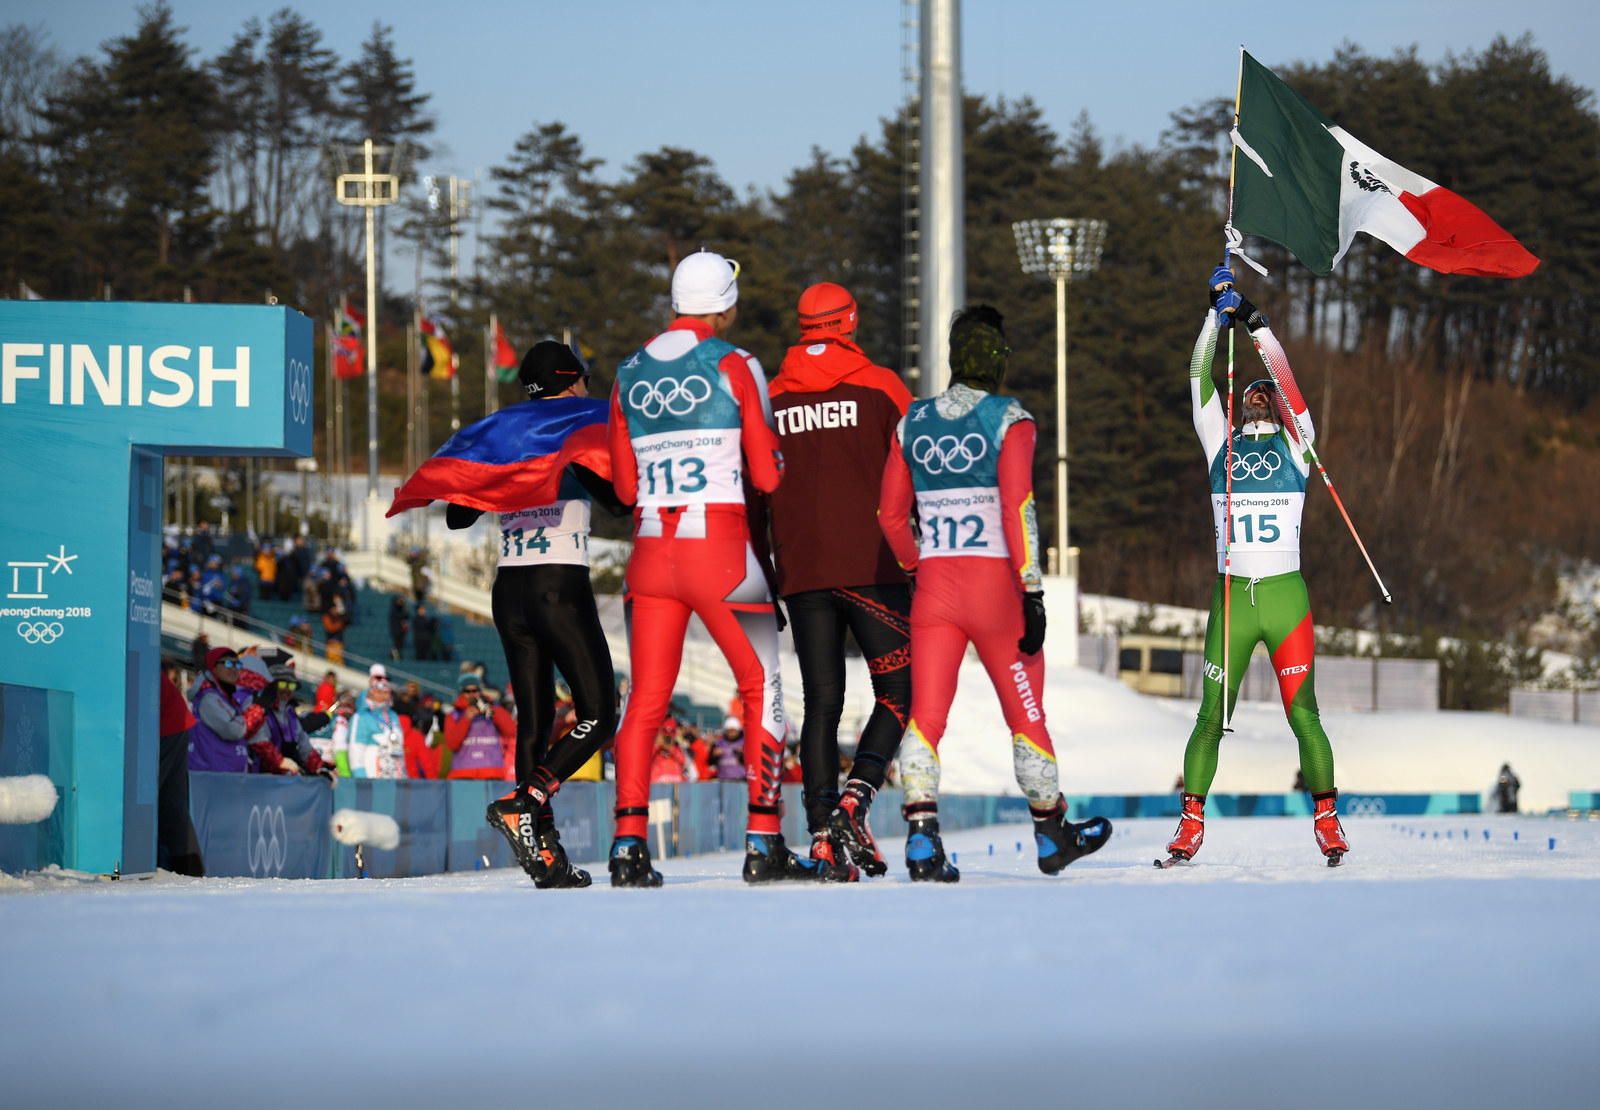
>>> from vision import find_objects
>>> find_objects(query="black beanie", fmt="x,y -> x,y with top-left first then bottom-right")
518,340 -> 586,398
948,305 -> 1008,387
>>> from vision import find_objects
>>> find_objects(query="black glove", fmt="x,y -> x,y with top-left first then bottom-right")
1019,591 -> 1047,656
252,686 -> 276,709
772,598 -> 787,633
298,710 -> 331,734
1236,296 -> 1269,332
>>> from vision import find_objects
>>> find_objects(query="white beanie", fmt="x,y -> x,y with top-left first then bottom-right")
671,250 -> 739,315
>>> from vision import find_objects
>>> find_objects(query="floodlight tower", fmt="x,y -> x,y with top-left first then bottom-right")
1011,218 -> 1107,574
335,139 -> 401,548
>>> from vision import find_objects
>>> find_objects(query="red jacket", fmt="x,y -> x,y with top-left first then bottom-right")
768,338 -> 911,595
159,671 -> 197,736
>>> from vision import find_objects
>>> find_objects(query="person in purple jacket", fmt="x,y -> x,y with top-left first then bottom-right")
711,716 -> 746,781
188,647 -> 267,772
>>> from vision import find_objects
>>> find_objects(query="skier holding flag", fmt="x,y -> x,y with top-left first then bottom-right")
879,305 -> 1112,881
1159,268 -> 1348,867
389,340 -> 625,888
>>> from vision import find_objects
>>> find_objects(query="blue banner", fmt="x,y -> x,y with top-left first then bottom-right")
0,682 -> 74,873
332,779 -> 448,878
190,771 -> 332,879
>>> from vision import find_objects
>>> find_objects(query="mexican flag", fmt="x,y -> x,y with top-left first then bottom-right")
1230,50 -> 1538,278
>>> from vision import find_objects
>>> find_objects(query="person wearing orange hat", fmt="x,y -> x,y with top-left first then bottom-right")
761,282 -> 913,879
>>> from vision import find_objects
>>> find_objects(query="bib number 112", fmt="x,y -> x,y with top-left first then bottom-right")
925,514 -> 988,549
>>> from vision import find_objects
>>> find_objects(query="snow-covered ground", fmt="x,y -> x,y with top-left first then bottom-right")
3,814 -> 1597,1108
815,651 -> 1600,815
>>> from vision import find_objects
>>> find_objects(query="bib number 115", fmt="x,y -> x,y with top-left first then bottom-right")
1222,513 -> 1284,543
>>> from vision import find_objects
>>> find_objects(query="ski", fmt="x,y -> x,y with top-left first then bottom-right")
1153,855 -> 1191,869
1325,852 -> 1345,868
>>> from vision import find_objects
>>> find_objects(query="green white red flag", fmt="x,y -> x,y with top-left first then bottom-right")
1229,49 -> 1538,278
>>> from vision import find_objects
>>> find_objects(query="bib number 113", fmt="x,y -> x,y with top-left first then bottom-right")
643,456 -> 706,495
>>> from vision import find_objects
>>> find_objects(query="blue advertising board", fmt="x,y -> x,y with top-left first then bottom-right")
0,302 -> 313,873
190,771 -> 333,879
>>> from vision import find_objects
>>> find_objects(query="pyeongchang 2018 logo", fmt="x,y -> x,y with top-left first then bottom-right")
247,804 -> 288,876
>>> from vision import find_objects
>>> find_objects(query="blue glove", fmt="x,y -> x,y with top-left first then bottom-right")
1210,266 -> 1241,320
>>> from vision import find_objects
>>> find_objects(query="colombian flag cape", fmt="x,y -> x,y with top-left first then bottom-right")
388,397 -> 610,516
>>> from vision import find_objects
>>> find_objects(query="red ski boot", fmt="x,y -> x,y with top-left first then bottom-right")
1157,793 -> 1206,867
809,830 -> 860,882
1313,791 -> 1349,866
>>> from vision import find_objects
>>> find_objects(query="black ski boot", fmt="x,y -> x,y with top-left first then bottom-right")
608,835 -> 664,888
827,779 -> 888,877
1031,796 -> 1113,875
533,825 -> 591,889
905,814 -> 960,883
486,785 -> 546,883
743,832 -> 848,883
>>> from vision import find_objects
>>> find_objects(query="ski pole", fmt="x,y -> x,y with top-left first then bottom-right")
1223,310 -> 1236,733
1249,340 -> 1393,605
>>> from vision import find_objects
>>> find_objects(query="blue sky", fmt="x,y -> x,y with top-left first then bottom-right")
13,0 -> 1597,275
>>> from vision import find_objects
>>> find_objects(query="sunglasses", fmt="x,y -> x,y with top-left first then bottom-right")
216,658 -> 239,669
461,687 -> 481,695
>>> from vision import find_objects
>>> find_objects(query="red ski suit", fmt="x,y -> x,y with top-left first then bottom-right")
608,318 -> 788,838
879,387 -> 1058,809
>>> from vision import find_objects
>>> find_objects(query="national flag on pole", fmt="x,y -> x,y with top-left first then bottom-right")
493,318 -> 519,384
419,314 -> 456,380
1230,49 -> 1539,278
334,295 -> 365,379
387,396 -> 611,516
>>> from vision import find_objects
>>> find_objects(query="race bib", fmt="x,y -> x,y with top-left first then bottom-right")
1210,491 -> 1305,555
914,486 -> 1006,560
628,428 -> 744,508
500,501 -> 591,567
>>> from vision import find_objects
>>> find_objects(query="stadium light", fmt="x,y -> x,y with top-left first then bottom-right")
1011,218 -> 1107,574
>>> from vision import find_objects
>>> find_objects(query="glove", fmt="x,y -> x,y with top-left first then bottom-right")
299,710 -> 330,734
1019,591 -> 1047,656
252,685 -> 276,708
1208,265 -> 1235,302
1237,296 -> 1270,332
316,766 -> 337,782
772,598 -> 787,633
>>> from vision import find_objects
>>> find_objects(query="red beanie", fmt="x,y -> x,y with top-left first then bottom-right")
797,282 -> 858,338
204,647 -> 238,673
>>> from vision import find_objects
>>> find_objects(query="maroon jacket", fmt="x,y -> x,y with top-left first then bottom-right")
767,338 -> 911,596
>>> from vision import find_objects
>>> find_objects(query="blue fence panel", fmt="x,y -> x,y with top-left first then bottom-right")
720,782 -> 748,850
190,772 -> 332,879
0,683 -> 74,874
674,783 -> 723,857
446,780 -> 513,872
551,782 -> 610,865
332,779 -> 449,878
1569,792 -> 1600,809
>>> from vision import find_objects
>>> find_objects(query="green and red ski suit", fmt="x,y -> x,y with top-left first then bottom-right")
1182,307 -> 1336,795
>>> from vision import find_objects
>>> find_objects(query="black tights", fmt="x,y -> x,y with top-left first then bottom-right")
492,563 -> 618,791
785,584 -> 912,831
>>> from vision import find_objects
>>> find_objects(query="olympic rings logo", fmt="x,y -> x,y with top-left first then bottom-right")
1343,796 -> 1386,817
1230,450 -> 1282,480
287,358 -> 312,424
247,804 -> 288,876
628,375 -> 712,418
910,433 -> 988,474
16,621 -> 63,644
